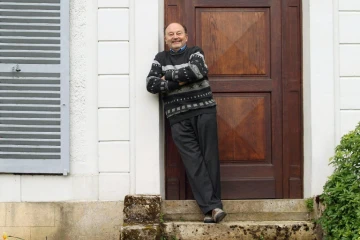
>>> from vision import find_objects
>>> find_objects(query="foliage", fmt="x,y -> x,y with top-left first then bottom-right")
159,213 -> 165,224
319,122 -> 360,240
305,198 -> 314,212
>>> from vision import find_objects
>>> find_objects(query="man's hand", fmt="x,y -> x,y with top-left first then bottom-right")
161,76 -> 186,86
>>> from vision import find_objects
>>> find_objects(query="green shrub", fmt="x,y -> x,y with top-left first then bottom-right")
319,122 -> 360,240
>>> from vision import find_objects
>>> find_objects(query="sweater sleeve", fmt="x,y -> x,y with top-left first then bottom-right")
146,55 -> 180,94
166,47 -> 208,83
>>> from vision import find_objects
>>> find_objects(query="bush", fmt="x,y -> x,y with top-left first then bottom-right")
319,122 -> 360,240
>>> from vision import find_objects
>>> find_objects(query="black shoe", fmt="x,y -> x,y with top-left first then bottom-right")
203,213 -> 215,223
212,208 -> 227,223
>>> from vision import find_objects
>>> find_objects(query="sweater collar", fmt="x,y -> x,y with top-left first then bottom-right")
170,45 -> 187,55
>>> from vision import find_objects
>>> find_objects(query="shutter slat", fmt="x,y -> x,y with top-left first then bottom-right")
0,25 -> 60,30
0,147 -> 60,153
0,59 -> 60,64
0,18 -> 60,24
0,4 -> 60,11
0,125 -> 60,131
0,133 -> 60,139
0,52 -> 60,58
0,38 -> 60,44
0,11 -> 60,18
0,139 -> 60,146
0,92 -> 60,98
0,45 -> 60,51
0,118 -> 60,125
0,106 -> 60,112
0,31 -> 60,37
0,154 -> 61,160
0,100 -> 60,105
0,72 -> 60,77
0,0 -> 60,3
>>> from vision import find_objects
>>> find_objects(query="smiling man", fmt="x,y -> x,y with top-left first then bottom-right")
146,22 -> 226,224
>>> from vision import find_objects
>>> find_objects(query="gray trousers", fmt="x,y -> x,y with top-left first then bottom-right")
170,113 -> 223,214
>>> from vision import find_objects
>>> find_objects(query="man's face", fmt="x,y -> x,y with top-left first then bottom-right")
165,23 -> 188,51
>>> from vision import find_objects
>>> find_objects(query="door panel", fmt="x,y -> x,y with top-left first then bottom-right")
215,94 -> 270,162
164,0 -> 303,199
197,8 -> 269,76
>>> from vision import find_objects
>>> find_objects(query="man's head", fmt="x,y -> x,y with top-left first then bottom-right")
164,23 -> 188,51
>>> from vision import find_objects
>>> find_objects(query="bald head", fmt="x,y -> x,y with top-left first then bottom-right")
164,23 -> 188,52
164,23 -> 187,35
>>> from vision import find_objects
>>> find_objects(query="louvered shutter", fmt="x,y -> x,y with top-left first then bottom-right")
0,0 -> 69,174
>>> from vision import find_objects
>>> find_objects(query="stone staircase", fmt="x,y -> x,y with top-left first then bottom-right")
161,200 -> 319,240
120,195 -> 321,240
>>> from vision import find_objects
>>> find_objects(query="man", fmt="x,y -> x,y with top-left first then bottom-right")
146,22 -> 226,223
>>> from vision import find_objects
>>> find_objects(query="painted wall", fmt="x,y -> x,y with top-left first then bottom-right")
97,0 -> 131,200
338,0 -> 360,136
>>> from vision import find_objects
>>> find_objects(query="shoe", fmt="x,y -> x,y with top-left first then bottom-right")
203,213 -> 215,223
212,208 -> 227,223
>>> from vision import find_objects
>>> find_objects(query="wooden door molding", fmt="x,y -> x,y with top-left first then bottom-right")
164,0 -> 303,199
282,0 -> 303,198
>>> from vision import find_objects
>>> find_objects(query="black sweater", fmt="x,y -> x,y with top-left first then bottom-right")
146,46 -> 216,124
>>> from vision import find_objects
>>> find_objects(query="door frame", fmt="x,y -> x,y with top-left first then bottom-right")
152,0 -> 336,199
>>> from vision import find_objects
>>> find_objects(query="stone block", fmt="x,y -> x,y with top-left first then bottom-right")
164,221 -> 318,240
121,224 -> 160,240
0,227 -> 30,240
6,203 -> 55,227
54,201 -> 122,238
123,195 -> 161,224
0,203 -> 6,226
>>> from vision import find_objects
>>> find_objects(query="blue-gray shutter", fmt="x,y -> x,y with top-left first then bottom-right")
0,0 -> 69,174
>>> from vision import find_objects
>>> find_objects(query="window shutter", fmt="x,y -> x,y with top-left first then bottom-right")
0,0 -> 69,174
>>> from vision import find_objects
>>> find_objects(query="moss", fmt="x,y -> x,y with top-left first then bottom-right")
123,195 -> 161,224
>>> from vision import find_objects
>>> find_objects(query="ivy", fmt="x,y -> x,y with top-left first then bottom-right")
319,122 -> 360,240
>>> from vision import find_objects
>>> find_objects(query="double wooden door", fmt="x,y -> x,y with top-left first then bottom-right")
165,0 -> 303,199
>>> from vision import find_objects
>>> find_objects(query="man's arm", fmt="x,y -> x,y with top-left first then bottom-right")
164,48 -> 208,83
146,58 -> 181,94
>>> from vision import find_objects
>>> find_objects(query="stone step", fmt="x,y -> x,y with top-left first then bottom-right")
163,221 -> 319,240
162,199 -> 313,222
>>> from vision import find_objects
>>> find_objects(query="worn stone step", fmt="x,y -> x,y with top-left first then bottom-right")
163,221 -> 318,240
162,200 -> 313,222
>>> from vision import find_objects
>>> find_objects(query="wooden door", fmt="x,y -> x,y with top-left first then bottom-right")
165,0 -> 303,199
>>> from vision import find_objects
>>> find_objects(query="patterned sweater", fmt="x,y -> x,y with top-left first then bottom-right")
146,46 -> 216,124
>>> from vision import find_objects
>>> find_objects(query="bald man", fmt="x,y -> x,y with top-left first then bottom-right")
146,23 -> 226,223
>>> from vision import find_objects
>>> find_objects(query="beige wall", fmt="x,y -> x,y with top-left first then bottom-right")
0,202 -> 123,240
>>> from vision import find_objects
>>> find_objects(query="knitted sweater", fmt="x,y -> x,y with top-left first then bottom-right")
146,46 -> 216,124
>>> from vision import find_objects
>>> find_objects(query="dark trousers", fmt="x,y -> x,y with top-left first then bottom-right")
170,113 -> 223,214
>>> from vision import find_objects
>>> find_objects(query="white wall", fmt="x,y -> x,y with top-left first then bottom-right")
304,0 -> 360,198
97,0 -> 131,200
303,0 -> 336,197
338,0 -> 360,136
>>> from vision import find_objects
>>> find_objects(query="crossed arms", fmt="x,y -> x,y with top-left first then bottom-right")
146,49 -> 208,94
